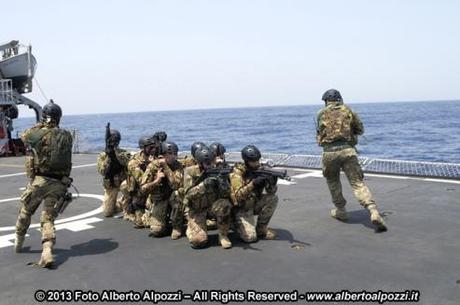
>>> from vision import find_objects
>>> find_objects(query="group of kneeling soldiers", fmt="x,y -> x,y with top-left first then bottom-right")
97,134 -> 278,249
14,88 -> 388,267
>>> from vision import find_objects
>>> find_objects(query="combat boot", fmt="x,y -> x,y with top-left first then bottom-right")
206,219 -> 217,230
38,241 -> 54,268
133,210 -> 145,229
331,207 -> 348,221
367,205 -> 387,232
256,224 -> 277,240
171,227 -> 182,240
14,234 -> 25,253
219,234 -> 232,249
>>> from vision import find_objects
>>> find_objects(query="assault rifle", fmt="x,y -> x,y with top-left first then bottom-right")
248,167 -> 291,182
104,122 -> 122,187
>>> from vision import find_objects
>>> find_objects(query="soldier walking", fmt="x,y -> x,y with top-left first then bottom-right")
316,89 -> 387,231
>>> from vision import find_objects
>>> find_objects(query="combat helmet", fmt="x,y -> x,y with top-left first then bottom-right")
161,141 -> 179,155
194,147 -> 215,164
191,142 -> 206,158
109,129 -> 121,146
322,89 -> 342,102
153,131 -> 167,143
209,142 -> 226,157
138,136 -> 155,149
241,144 -> 261,162
42,99 -> 62,124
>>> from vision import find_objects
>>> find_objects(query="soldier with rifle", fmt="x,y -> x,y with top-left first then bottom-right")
230,145 -> 285,243
184,147 -> 233,249
141,141 -> 185,239
14,100 -> 74,268
120,135 -> 156,227
97,123 -> 131,217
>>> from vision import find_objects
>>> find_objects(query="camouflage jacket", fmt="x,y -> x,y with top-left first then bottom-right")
184,164 -> 227,211
97,148 -> 131,188
126,150 -> 151,193
178,156 -> 197,168
316,101 -> 364,147
230,163 -> 277,209
141,159 -> 183,202
22,121 -> 73,178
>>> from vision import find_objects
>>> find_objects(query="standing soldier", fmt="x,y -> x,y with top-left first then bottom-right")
97,125 -> 131,217
14,100 -> 73,268
230,145 -> 278,243
122,135 -> 156,227
184,147 -> 232,249
316,89 -> 387,231
141,141 -> 184,239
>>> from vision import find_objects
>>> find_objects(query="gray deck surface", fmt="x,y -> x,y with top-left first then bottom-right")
0,154 -> 459,305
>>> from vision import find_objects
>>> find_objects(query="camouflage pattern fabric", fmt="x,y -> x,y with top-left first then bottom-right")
97,148 -> 131,217
230,163 -> 278,242
179,156 -> 197,168
22,122 -> 73,178
141,159 -> 184,236
16,122 -> 71,248
184,165 -> 232,248
322,147 -> 376,209
123,150 -> 151,223
16,176 -> 67,243
317,101 -> 363,146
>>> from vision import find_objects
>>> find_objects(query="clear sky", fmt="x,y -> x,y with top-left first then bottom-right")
3,0 -> 460,115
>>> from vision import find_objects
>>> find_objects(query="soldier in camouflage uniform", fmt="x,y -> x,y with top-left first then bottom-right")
15,101 -> 73,268
122,135 -> 156,227
184,147 -> 232,249
230,145 -> 278,243
316,89 -> 387,231
97,129 -> 131,217
141,141 -> 185,239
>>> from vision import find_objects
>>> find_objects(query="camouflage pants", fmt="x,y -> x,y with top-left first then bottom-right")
118,180 -> 131,214
148,190 -> 184,236
322,148 -> 376,209
233,194 -> 278,243
186,199 -> 232,248
15,176 -> 67,244
102,186 -> 123,217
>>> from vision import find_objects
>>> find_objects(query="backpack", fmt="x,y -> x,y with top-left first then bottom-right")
318,104 -> 354,145
27,127 -> 73,177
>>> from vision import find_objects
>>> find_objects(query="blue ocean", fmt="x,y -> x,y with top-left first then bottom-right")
11,101 -> 460,163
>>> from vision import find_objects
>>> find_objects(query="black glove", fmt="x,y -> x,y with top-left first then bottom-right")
204,177 -> 218,189
252,176 -> 267,189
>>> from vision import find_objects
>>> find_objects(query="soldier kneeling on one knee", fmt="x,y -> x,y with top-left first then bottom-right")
230,145 -> 278,243
184,146 -> 233,249
141,141 -> 185,239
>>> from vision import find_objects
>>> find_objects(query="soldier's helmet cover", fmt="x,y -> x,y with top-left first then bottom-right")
138,136 -> 155,149
161,141 -> 179,155
210,142 -> 226,156
195,147 -> 215,164
191,142 -> 206,158
42,99 -> 62,123
109,129 -> 121,144
153,131 -> 167,143
322,89 -> 342,102
241,144 -> 261,162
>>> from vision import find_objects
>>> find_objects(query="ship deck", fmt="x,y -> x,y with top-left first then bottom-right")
0,154 -> 459,305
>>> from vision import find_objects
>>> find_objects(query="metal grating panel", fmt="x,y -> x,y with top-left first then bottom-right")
167,151 -> 460,180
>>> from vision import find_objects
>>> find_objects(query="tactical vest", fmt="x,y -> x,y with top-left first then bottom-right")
26,127 -> 73,177
318,104 -> 354,146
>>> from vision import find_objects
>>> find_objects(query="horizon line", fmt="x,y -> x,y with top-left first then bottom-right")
16,98 -> 460,118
